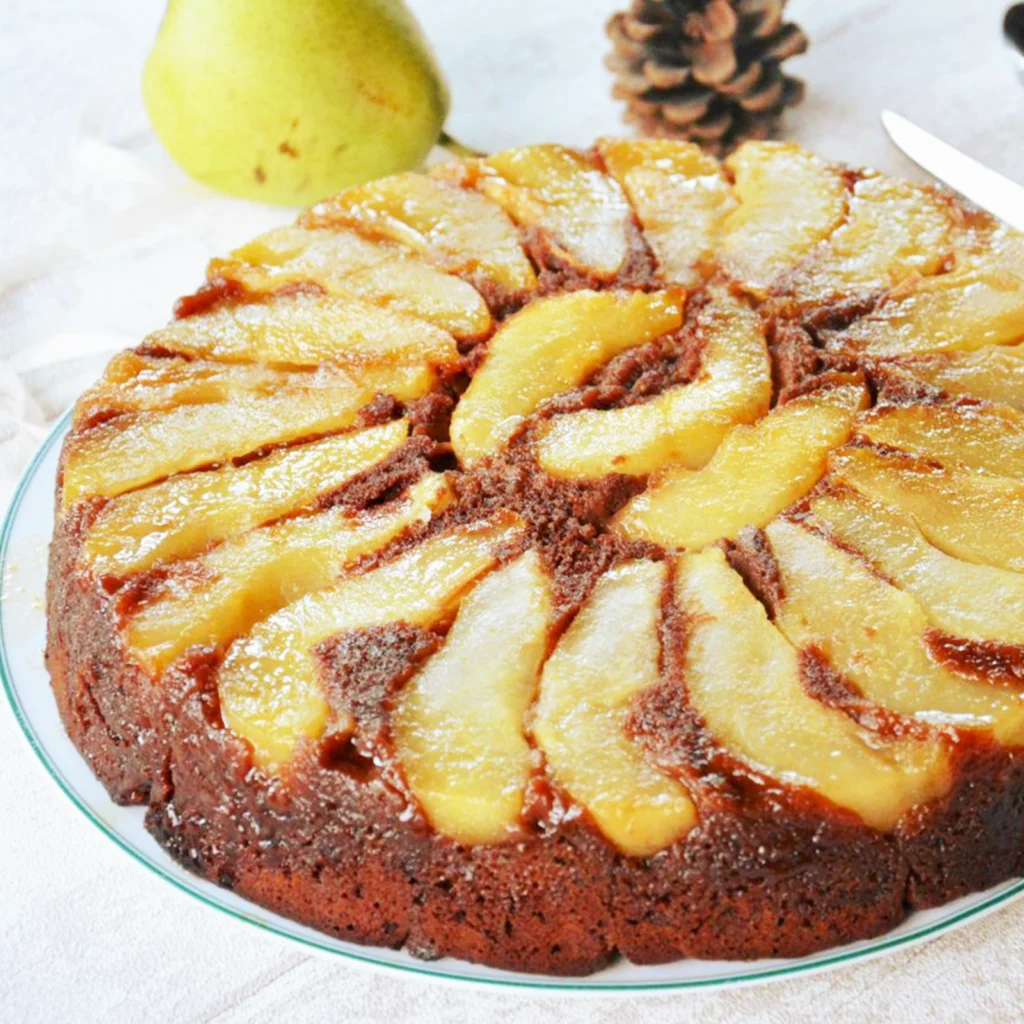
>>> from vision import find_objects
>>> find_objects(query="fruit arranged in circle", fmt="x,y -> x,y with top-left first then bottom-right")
450,288 -> 684,463
83,419 -> 409,577
61,361 -> 434,503
393,551 -> 552,845
676,547 -> 952,830
531,560 -> 695,857
469,144 -> 636,282
891,342 -> 1024,410
301,171 -> 537,305
719,142 -> 848,294
775,174 -> 959,312
209,225 -> 493,341
829,446 -> 1024,572
598,138 -> 735,288
217,514 -> 522,768
48,140 -> 1024,976
127,473 -> 452,675
766,518 -> 1024,742
536,283 -> 772,478
614,376 -> 867,547
821,230 -> 1024,357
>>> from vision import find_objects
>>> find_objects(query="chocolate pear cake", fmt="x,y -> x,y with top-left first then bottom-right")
47,139 -> 1024,975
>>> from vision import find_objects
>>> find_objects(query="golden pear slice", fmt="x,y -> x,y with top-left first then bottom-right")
209,225 -> 492,341
598,137 -> 735,287
62,362 -> 432,503
777,175 -> 955,309
829,446 -> 1024,572
128,474 -> 451,674
766,518 -> 1024,742
531,560 -> 696,857
893,342 -> 1024,410
73,353 -> 300,423
719,142 -> 848,293
474,144 -> 634,280
218,515 -> 522,769
615,379 -> 867,547
822,229 -> 1024,357
678,548 -> 950,830
393,551 -> 552,845
336,260 -> 491,341
83,420 -> 408,578
810,490 -> 1024,645
537,286 -> 771,478
451,289 -> 684,463
147,292 -> 458,371
301,172 -> 537,304
857,401 -> 1024,480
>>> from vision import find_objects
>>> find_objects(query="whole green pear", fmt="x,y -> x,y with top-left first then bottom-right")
143,0 -> 450,206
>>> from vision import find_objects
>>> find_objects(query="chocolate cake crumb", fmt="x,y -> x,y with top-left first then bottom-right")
318,437 -> 437,512
771,322 -> 823,396
317,623 -> 442,757
355,393 -> 404,428
522,219 -> 658,296
448,452 -> 648,618
725,527 -> 785,618
926,631 -> 1024,688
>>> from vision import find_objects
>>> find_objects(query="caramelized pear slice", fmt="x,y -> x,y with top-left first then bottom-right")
474,144 -> 634,280
720,142 -> 848,293
822,229 -> 1024,357
451,289 -> 684,463
62,362 -> 432,503
858,401 -> 1024,480
766,518 -> 1024,742
209,226 -> 492,341
537,286 -> 771,478
777,175 -> 955,309
393,551 -> 552,844
301,172 -> 537,303
616,379 -> 867,547
678,548 -> 950,830
893,342 -> 1024,411
218,515 -> 522,769
810,490 -> 1024,645
337,260 -> 492,341
128,474 -> 451,675
531,561 -> 696,857
830,446 -> 1024,572
83,420 -> 408,578
73,353 -> 296,423
598,138 -> 735,287
148,292 -> 458,371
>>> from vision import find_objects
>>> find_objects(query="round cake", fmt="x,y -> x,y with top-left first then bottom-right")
47,139 -> 1024,976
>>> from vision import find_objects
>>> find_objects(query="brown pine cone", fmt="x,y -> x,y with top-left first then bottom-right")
606,0 -> 808,155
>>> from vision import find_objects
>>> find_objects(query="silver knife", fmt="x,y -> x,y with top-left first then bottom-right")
881,110 -> 1024,233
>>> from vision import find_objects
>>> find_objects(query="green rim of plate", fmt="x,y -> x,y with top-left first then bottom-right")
4,409 -> 1024,992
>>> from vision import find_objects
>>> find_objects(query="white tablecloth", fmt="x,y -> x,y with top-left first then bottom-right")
4,1 -> 1024,1020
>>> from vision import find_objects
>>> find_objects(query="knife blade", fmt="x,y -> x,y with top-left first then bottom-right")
881,110 -> 1024,233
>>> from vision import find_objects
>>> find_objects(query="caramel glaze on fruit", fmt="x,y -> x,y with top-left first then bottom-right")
46,140 -> 1024,975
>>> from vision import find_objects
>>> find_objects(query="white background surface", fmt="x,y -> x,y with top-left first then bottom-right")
3,0 -> 1024,1020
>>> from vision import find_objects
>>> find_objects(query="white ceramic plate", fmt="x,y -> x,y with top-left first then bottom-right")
6,413 -> 1024,994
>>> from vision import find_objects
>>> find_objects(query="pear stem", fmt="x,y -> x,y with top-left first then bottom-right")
437,131 -> 485,160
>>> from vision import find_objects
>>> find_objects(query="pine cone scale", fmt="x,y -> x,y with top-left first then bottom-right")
715,60 -> 763,97
756,23 -> 809,62
738,74 -> 784,113
689,40 -> 738,86
643,60 -> 694,90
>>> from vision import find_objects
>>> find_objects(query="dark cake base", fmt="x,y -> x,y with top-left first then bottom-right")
46,501 -> 1024,975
